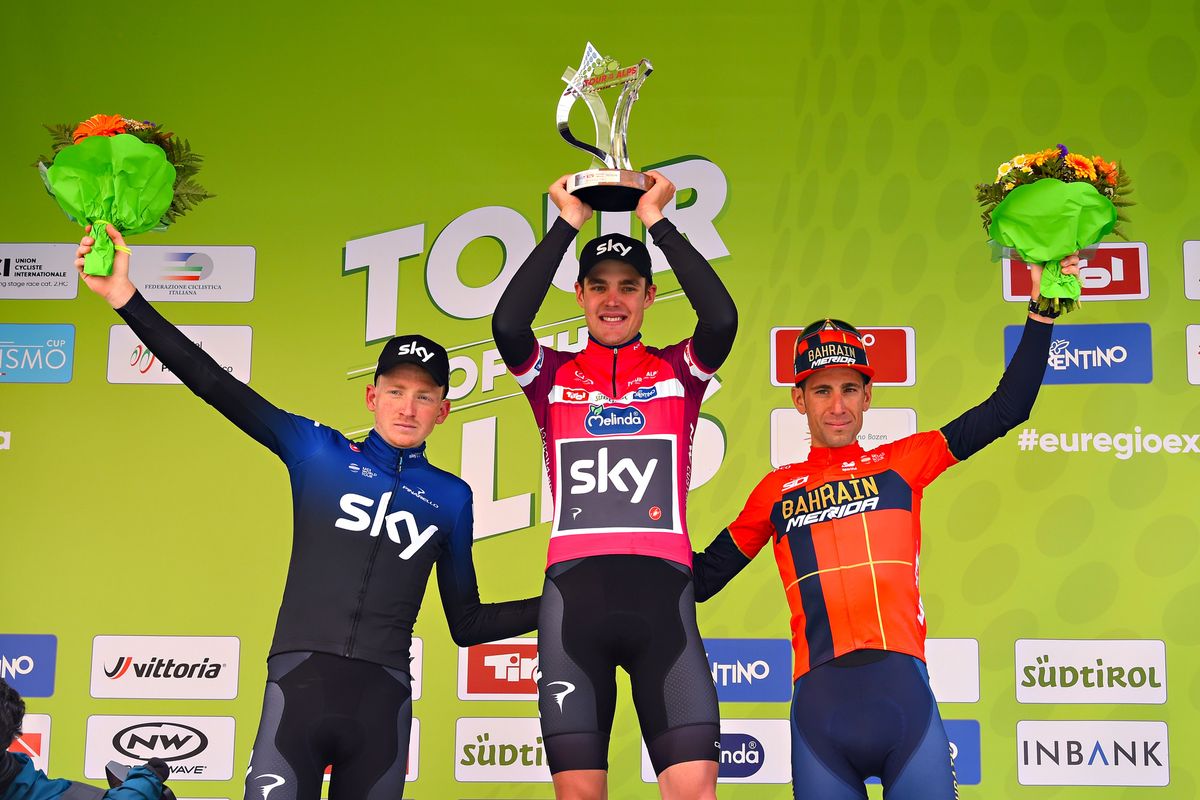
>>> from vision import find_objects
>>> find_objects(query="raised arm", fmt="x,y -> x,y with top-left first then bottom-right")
437,501 -> 539,646
492,176 -> 591,369
691,475 -> 777,601
638,170 -> 738,371
76,225 -> 318,464
940,255 -> 1080,461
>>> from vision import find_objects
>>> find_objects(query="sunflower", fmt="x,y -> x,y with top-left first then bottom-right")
72,114 -> 129,144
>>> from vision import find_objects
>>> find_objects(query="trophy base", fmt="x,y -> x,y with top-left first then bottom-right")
568,169 -> 648,212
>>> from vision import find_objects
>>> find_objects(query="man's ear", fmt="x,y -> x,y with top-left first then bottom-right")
791,386 -> 806,415
365,384 -> 378,412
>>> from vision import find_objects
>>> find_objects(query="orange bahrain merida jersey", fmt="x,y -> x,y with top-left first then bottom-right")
727,433 -> 958,680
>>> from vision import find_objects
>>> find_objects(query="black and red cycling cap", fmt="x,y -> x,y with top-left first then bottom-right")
793,318 -> 876,385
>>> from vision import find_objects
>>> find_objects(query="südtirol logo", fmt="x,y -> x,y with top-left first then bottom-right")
454,718 -> 551,782
584,404 -> 646,436
1016,640 -> 1166,704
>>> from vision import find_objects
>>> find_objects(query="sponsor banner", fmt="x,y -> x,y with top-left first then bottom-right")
128,245 -> 256,302
867,719 -> 981,786
0,244 -> 78,299
0,634 -> 57,697
454,717 -> 550,782
90,635 -> 240,700
84,715 -> 235,781
770,407 -> 917,467
1017,720 -> 1169,786
0,324 -> 74,384
458,637 -> 539,701
1184,240 -> 1200,300
107,324 -> 252,384
553,435 -> 680,535
1015,427 -> 1199,459
926,638 -> 980,703
770,326 -> 916,387
1015,639 -> 1166,704
324,719 -> 419,783
641,718 -> 791,784
1187,325 -> 1200,386
1003,243 -> 1150,302
7,713 -> 51,774
1006,323 -> 1152,385
704,638 -> 792,702
410,637 -> 423,701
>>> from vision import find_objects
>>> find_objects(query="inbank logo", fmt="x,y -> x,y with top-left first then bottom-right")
91,636 -> 240,699
458,637 -> 539,700
1016,639 -> 1165,704
84,715 -> 235,781
704,639 -> 792,702
334,492 -> 438,559
1017,720 -> 1168,786
1004,243 -> 1150,301
1004,323 -> 1152,385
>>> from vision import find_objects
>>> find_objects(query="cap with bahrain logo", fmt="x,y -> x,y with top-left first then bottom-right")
578,233 -> 654,284
374,334 -> 450,387
793,319 -> 876,385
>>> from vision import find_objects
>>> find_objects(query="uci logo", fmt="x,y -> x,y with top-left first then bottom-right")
595,239 -> 632,258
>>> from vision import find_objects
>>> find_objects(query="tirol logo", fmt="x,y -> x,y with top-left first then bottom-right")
584,404 -> 646,436
113,722 -> 208,762
704,639 -> 792,702
458,638 -> 539,701
0,324 -> 75,383
1005,323 -> 1152,384
1016,640 -> 1166,704
719,733 -> 764,778
563,387 -> 589,402
334,491 -> 439,559
1004,243 -> 1150,301
555,436 -> 677,535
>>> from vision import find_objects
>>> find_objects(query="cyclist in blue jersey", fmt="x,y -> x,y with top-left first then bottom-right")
75,225 -> 539,800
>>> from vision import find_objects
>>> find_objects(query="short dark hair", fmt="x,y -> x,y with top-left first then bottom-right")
0,678 -> 25,748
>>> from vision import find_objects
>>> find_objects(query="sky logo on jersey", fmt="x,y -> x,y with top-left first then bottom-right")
0,325 -> 74,383
704,639 -> 792,702
0,635 -> 56,697
1004,243 -> 1150,301
334,491 -> 439,559
1004,323 -> 1152,384
556,437 -> 678,534
719,733 -> 765,779
584,404 -> 646,436
457,638 -> 539,700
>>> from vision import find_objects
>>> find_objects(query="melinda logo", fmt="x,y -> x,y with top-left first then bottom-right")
0,634 -> 56,697
1005,323 -> 1152,384
584,404 -> 646,435
640,719 -> 790,784
1015,639 -> 1165,704
91,636 -> 239,700
0,325 -> 74,383
1017,720 -> 1169,786
719,733 -> 764,779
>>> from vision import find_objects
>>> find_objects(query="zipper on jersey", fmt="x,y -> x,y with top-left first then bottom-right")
611,347 -> 619,399
345,456 -> 403,657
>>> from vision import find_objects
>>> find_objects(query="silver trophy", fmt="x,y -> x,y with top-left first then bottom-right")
557,42 -> 653,212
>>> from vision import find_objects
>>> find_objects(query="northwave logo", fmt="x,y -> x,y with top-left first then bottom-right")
584,404 -> 646,436
113,722 -> 208,762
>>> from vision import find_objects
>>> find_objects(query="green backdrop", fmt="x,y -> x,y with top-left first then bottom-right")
2,0 -> 1198,797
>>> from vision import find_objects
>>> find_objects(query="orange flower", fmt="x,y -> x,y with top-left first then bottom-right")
72,114 -> 128,144
1092,155 -> 1119,185
1065,153 -> 1097,181
1027,147 -> 1059,167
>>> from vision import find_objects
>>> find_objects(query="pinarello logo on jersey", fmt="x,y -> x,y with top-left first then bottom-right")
719,733 -> 765,778
584,404 -> 646,436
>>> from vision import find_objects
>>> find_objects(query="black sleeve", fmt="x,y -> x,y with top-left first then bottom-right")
115,291 -> 304,459
940,316 -> 1053,462
691,529 -> 753,602
492,216 -> 579,369
437,504 -> 539,646
649,218 -> 739,371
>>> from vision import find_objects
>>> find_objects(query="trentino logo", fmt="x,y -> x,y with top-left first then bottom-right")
705,638 -> 792,702
104,657 -> 224,681
0,634 -> 56,697
719,733 -> 765,779
584,404 -> 646,436
632,386 -> 658,401
1004,323 -> 1152,385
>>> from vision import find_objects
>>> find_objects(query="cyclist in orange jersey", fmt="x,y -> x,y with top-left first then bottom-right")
690,255 -> 1080,800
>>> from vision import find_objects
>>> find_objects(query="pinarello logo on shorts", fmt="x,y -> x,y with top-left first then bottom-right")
719,732 -> 765,778
584,404 -> 646,436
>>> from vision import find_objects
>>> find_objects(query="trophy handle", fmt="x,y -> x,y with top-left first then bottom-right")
609,59 -> 653,172
557,66 -> 615,169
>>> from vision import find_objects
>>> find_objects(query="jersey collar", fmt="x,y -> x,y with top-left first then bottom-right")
362,429 -> 429,472
806,441 -> 866,467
